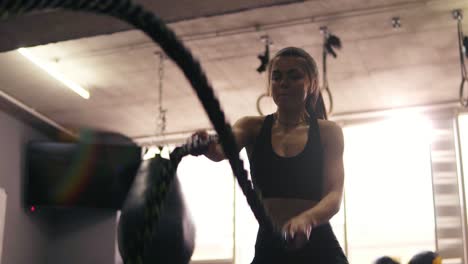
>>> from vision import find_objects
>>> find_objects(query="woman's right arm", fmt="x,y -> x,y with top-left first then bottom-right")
195,116 -> 258,162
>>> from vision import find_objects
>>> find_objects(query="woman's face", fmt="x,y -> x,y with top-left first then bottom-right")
270,56 -> 312,111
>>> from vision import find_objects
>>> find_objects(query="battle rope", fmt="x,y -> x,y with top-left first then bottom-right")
0,0 -> 280,263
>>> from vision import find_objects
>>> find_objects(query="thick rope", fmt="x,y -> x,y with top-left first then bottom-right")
0,0 -> 280,262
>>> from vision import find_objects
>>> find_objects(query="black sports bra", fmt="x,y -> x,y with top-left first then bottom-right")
249,114 -> 324,200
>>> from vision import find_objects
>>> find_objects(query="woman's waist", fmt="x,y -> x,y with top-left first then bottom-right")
250,161 -> 323,196
258,186 -> 322,201
263,198 -> 319,227
256,222 -> 338,248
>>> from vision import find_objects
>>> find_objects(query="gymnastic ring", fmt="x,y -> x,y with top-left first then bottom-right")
256,92 -> 269,116
460,77 -> 468,107
321,86 -> 334,115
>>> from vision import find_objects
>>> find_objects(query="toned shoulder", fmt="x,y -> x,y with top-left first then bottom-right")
234,115 -> 265,131
317,119 -> 344,148
317,119 -> 341,132
234,115 -> 266,146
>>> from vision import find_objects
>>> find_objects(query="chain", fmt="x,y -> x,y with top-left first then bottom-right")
156,51 -> 167,135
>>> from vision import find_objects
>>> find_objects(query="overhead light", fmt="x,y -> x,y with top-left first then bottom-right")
17,48 -> 90,99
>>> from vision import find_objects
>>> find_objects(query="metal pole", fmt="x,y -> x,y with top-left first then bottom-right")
232,178 -> 237,264
428,141 -> 440,252
454,113 -> 468,263
342,186 -> 349,256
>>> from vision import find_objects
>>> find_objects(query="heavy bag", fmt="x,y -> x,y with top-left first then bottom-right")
409,251 -> 442,264
117,155 -> 195,264
374,256 -> 400,264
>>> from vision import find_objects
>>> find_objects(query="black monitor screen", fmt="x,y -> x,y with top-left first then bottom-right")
25,141 -> 142,210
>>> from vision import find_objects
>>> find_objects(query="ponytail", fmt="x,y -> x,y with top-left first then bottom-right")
305,92 -> 328,120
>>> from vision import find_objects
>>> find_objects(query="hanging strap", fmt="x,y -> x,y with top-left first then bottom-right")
322,46 -> 334,115
457,17 -> 468,107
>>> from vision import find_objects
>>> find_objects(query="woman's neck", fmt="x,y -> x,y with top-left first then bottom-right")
275,108 -> 308,128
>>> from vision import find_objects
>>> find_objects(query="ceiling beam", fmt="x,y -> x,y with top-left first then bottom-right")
0,0 -> 304,53
0,90 -> 77,140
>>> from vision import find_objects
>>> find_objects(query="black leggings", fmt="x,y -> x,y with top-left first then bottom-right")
251,223 -> 348,264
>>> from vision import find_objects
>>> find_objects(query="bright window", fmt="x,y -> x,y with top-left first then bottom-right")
458,113 -> 468,229
343,114 -> 436,264
177,154 -> 235,261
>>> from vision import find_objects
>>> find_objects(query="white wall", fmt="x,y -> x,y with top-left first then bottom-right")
0,110 -> 118,264
0,110 -> 50,264
46,209 -> 117,264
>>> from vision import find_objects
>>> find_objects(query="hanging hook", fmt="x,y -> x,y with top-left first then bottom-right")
391,17 -> 401,29
257,35 -> 272,73
321,26 -> 342,58
320,26 -> 342,115
453,10 -> 468,107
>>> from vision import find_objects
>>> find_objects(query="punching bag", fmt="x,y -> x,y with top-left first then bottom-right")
374,256 -> 400,264
118,155 -> 195,264
117,135 -> 217,264
117,154 -> 195,264
409,251 -> 442,264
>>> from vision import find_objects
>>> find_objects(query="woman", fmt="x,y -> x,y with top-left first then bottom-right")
192,47 -> 348,263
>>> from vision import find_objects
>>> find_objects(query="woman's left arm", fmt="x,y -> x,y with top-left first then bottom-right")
302,122 -> 345,227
